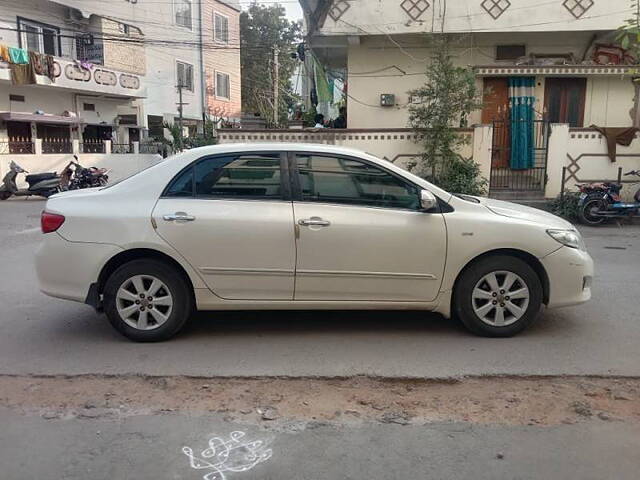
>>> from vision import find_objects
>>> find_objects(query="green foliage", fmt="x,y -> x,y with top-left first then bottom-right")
240,3 -> 302,127
407,37 -> 485,194
548,191 -> 581,220
435,154 -> 488,196
616,0 -> 640,56
162,118 -> 218,152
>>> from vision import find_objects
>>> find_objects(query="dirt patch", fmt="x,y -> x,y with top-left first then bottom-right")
0,375 -> 638,427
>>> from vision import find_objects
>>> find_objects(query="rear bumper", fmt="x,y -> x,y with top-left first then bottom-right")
541,246 -> 594,308
35,233 -> 122,303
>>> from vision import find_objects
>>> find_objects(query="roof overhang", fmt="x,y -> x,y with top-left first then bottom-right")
0,112 -> 84,124
474,65 -> 639,76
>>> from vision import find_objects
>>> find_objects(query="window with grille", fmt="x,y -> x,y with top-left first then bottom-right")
214,13 -> 229,43
177,61 -> 194,91
174,0 -> 192,29
18,18 -> 60,56
215,72 -> 230,100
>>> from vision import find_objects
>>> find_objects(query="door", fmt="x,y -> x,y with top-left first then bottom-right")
152,152 -> 296,300
482,77 -> 510,168
291,153 -> 447,302
544,78 -> 586,127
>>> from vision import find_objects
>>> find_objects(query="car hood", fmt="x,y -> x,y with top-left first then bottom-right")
478,197 -> 575,230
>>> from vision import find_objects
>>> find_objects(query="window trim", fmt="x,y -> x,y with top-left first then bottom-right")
17,16 -> 61,56
214,70 -> 231,100
161,152 -> 291,202
176,59 -> 195,92
288,151 -> 432,213
213,12 -> 230,44
173,0 -> 193,30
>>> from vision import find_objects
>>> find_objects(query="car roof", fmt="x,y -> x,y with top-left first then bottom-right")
187,142 -> 373,157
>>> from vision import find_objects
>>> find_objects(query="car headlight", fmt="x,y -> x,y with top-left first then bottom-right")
546,229 -> 585,250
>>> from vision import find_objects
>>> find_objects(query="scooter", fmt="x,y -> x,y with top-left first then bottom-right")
0,161 -> 61,200
576,170 -> 640,225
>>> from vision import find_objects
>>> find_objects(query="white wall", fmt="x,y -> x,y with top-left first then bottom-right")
0,153 -> 163,188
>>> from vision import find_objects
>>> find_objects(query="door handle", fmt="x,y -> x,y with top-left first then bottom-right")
298,217 -> 331,227
163,212 -> 196,222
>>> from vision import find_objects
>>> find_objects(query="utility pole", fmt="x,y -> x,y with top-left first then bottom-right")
273,46 -> 279,127
176,83 -> 188,151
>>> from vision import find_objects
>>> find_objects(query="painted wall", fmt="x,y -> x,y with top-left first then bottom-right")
343,33 -> 635,129
311,0 -> 629,35
203,0 -> 242,120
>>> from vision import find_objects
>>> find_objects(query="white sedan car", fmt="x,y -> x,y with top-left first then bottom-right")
36,144 -> 593,342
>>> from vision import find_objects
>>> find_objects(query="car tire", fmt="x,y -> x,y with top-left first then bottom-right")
103,259 -> 193,342
454,255 -> 543,337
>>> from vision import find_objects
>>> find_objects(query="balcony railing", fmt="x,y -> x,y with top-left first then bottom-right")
42,138 -> 73,154
0,138 -> 35,154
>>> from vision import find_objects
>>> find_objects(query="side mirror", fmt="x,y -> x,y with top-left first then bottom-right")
420,189 -> 438,212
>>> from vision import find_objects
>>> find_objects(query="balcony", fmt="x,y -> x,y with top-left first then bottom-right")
0,55 -> 145,98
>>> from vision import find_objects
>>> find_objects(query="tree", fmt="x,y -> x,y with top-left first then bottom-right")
407,37 -> 486,195
240,3 -> 302,127
617,0 -> 640,126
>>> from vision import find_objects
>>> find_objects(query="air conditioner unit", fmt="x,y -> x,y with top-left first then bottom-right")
65,8 -> 90,26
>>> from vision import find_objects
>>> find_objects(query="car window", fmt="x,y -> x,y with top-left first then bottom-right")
295,154 -> 420,210
195,154 -> 282,199
164,154 -> 283,199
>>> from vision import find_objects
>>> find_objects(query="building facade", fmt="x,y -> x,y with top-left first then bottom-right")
0,0 -> 241,152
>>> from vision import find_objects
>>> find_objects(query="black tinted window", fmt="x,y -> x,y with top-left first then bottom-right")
164,167 -> 193,197
195,154 -> 282,199
296,155 -> 419,210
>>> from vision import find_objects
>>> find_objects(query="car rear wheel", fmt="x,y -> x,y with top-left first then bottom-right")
454,255 -> 543,337
103,259 -> 193,342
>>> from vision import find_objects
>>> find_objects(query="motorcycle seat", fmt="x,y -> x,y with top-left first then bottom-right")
26,172 -> 57,183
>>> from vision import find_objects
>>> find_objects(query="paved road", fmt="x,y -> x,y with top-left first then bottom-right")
1,199 -> 639,378
1,408 -> 638,480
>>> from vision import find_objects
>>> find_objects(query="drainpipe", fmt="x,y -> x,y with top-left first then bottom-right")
198,0 -> 207,132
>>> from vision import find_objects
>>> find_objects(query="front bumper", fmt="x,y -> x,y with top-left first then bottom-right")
540,246 -> 594,308
35,233 -> 122,303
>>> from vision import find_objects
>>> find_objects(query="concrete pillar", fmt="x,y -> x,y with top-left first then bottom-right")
133,141 -> 140,154
472,124 -> 493,194
72,139 -> 80,155
104,140 -> 111,154
545,124 -> 570,199
34,138 -> 43,156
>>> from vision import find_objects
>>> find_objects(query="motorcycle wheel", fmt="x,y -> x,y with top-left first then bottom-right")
578,196 -> 607,225
0,191 -> 11,200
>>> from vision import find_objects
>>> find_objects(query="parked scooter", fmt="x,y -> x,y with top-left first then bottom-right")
0,161 -> 61,200
577,170 -> 640,225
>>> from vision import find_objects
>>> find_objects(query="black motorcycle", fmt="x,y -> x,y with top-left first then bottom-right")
68,156 -> 110,190
576,170 -> 640,225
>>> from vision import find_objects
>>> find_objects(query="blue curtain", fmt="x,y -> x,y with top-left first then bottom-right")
509,77 -> 535,170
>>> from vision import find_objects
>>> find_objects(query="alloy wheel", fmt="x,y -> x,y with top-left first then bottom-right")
471,270 -> 530,327
116,275 -> 173,330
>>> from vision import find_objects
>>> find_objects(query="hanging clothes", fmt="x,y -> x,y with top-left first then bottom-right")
590,126 -> 639,162
508,77 -> 536,170
10,63 -> 36,85
29,51 -> 45,75
44,55 -> 56,82
8,47 -> 29,64
313,57 -> 332,104
0,44 -> 10,63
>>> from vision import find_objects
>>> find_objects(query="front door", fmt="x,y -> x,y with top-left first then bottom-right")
291,153 -> 447,302
544,78 -> 586,127
482,77 -> 510,168
152,152 -> 296,300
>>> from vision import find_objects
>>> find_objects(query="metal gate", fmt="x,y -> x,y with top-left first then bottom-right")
490,119 -> 550,192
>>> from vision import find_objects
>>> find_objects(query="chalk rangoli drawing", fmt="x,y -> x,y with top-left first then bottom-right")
182,431 -> 273,480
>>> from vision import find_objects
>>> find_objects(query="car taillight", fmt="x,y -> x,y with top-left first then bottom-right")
41,211 -> 65,234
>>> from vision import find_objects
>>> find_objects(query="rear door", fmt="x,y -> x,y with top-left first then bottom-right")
152,152 -> 296,300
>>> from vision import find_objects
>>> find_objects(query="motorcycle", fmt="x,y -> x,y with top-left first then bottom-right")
0,161 -> 61,200
576,170 -> 640,225
68,156 -> 109,190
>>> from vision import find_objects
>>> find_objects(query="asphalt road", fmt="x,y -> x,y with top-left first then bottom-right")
1,198 -> 639,379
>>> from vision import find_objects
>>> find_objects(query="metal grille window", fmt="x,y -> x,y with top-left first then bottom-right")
174,0 -> 193,29
18,18 -> 60,56
215,72 -> 230,99
214,13 -> 229,43
177,61 -> 194,91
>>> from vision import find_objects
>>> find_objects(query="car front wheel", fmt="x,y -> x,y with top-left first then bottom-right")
454,255 -> 543,337
103,259 -> 193,342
